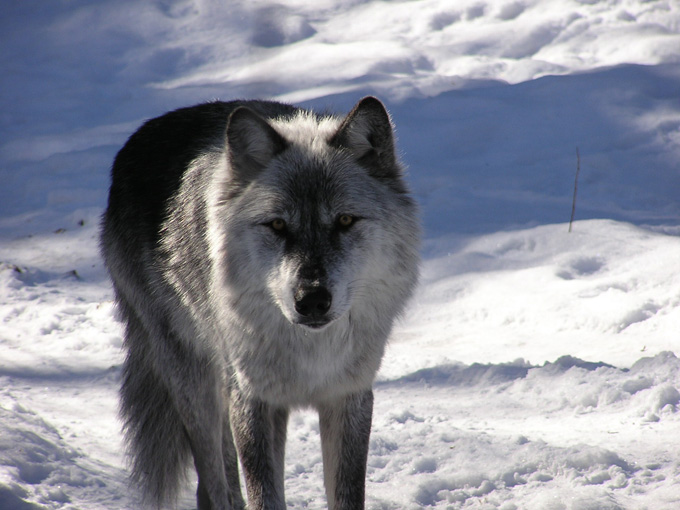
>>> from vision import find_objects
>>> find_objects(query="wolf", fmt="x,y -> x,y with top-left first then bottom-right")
100,96 -> 420,510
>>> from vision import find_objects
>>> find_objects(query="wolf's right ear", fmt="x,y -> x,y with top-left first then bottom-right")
225,107 -> 287,184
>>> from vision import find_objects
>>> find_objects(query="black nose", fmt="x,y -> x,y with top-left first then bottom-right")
294,287 -> 332,318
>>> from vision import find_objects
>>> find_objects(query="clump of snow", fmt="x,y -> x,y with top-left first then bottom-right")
1,0 -> 679,508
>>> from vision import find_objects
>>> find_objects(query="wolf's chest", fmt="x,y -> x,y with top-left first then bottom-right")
227,327 -> 380,406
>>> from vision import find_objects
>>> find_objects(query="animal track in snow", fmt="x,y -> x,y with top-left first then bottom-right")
616,301 -> 662,332
556,256 -> 606,280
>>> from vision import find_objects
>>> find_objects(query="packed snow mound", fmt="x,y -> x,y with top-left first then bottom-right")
367,352 -> 680,509
387,220 -> 680,374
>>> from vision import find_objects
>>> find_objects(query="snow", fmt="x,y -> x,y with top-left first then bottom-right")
1,0 -> 679,508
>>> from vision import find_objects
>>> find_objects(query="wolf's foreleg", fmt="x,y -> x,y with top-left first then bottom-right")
229,392 -> 289,510
318,389 -> 374,510
220,394 -> 247,510
153,333 -> 234,510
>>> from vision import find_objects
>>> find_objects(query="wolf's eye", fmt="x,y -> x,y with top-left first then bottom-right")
270,218 -> 287,232
337,214 -> 355,229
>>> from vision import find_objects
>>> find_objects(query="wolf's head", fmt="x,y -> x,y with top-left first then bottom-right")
212,97 -> 419,332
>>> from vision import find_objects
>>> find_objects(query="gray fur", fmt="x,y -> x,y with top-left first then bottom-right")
101,96 -> 420,509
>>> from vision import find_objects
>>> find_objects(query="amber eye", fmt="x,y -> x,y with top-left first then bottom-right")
337,214 -> 354,228
270,218 -> 286,231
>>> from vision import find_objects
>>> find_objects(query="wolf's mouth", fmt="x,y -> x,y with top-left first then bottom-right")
295,315 -> 335,331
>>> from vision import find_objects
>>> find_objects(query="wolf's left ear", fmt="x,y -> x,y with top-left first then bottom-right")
226,106 -> 287,185
329,96 -> 400,180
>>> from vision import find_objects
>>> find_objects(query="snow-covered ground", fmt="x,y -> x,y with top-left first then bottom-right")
1,1 -> 680,508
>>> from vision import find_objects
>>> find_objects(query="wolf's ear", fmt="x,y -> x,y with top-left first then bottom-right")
226,107 -> 287,184
329,96 -> 399,180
